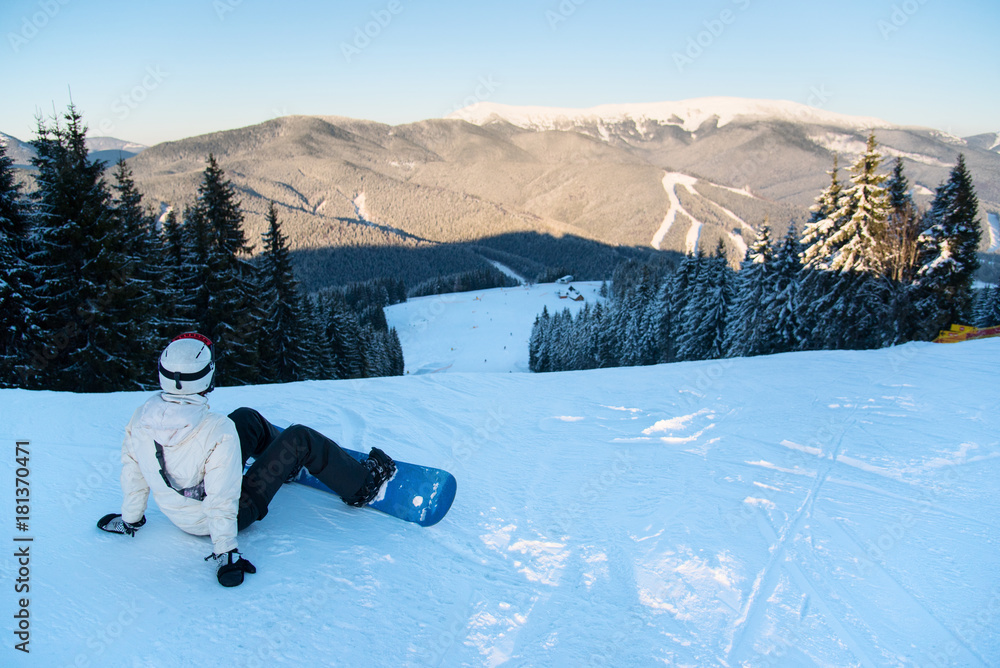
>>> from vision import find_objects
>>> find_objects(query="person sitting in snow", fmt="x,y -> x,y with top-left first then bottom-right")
96,332 -> 396,587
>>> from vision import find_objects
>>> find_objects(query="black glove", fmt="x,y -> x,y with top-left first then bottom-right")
97,513 -> 146,537
206,549 -> 256,587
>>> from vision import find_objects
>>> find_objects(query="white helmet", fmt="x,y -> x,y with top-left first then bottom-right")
158,333 -> 216,395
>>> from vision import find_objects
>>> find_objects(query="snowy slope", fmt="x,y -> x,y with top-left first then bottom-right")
386,283 -> 603,374
3,307 -> 1000,666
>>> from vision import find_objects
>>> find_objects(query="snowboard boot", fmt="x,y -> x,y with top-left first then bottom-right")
344,447 -> 396,507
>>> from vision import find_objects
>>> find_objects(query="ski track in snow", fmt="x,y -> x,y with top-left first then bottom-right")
652,172 -> 750,257
3,285 -> 1000,667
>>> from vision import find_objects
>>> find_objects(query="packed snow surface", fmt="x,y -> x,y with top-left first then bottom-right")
3,285 -> 999,667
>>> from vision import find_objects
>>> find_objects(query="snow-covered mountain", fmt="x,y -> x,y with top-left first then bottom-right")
447,97 -> 895,134
0,131 -> 146,166
117,97 -> 1000,289
966,131 -> 1000,154
0,131 -> 36,167
83,136 -> 148,154
3,283 -> 998,666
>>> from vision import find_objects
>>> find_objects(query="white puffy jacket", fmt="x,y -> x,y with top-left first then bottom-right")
120,392 -> 242,555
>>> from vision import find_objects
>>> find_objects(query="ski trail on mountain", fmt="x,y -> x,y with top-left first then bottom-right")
707,199 -> 752,257
652,172 -> 700,252
987,212 -> 1000,252
652,172 -> 753,256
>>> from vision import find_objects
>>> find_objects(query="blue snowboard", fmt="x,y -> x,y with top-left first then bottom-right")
289,447 -> 457,527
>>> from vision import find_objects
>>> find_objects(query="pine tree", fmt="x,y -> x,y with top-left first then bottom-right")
529,306 -> 551,372
827,133 -> 891,274
876,158 -> 922,284
679,242 -> 732,361
666,251 -> 701,361
800,156 -> 845,270
324,295 -> 363,379
178,204 -> 211,330
187,155 -> 261,385
797,268 -> 840,350
258,201 -> 305,383
387,327 -> 405,376
0,140 -> 34,387
109,159 -> 164,376
162,208 -> 184,276
973,281 -> 1000,327
724,227 -> 776,357
296,293 -> 332,380
618,285 -> 646,366
594,301 -> 617,369
886,157 -> 914,213
767,225 -> 803,353
159,207 -> 195,334
25,105 -> 143,391
915,155 -> 982,331
651,278 -> 674,364
848,273 -> 895,349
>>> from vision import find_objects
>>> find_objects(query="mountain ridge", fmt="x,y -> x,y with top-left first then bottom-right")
1,131 -> 147,166
7,98 -> 998,288
446,97 -> 898,134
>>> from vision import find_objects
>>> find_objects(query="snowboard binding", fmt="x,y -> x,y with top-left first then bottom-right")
345,447 -> 396,507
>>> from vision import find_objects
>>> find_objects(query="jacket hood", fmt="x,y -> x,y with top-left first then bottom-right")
139,392 -> 211,447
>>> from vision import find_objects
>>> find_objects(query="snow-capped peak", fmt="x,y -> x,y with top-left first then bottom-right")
446,97 -> 896,133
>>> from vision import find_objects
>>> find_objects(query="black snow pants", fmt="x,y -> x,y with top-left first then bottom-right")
228,408 -> 368,531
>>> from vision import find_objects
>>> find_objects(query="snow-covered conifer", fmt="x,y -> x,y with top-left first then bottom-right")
0,140 -> 34,387
800,156 -> 845,270
914,154 -> 982,331
827,133 -> 891,274
26,106 -> 141,391
724,227 -> 775,357
258,201 -> 306,383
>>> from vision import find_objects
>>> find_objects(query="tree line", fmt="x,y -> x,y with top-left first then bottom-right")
531,134 -> 997,372
0,105 -> 403,392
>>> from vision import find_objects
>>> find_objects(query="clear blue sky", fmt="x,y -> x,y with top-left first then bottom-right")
2,0 -> 997,145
